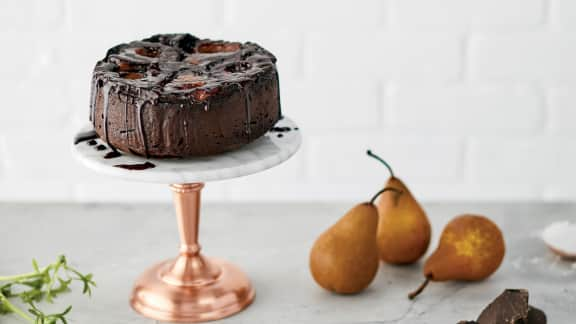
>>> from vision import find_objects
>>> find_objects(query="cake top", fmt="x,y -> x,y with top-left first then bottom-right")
93,34 -> 277,102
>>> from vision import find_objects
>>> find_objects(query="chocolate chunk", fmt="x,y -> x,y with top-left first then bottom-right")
460,289 -> 547,324
96,144 -> 107,151
477,289 -> 529,324
527,306 -> 547,324
88,139 -> 97,146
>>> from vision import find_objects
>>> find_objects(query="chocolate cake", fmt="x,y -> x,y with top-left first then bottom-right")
89,33 -> 281,158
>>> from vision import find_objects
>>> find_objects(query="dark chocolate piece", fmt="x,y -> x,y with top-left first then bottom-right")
460,289 -> 547,324
527,306 -> 547,324
74,130 -> 98,144
114,162 -> 155,170
477,289 -> 529,324
90,33 -> 281,158
88,139 -> 97,146
96,144 -> 107,151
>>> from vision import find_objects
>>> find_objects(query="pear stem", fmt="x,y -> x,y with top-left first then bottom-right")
370,187 -> 403,205
366,150 -> 395,178
408,276 -> 431,300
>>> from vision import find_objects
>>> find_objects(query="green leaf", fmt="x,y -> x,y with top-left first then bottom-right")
1,284 -> 13,298
32,260 -> 40,273
0,255 -> 96,324
0,301 -> 12,315
20,278 -> 45,290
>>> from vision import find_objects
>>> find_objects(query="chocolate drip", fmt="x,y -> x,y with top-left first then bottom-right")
123,94 -> 129,155
74,130 -> 98,145
90,77 -> 99,125
183,120 -> 189,148
245,86 -> 252,140
89,78 -> 95,122
101,83 -> 114,145
274,70 -> 282,119
114,162 -> 156,170
136,100 -> 150,158
237,83 -> 252,140
123,96 -> 129,135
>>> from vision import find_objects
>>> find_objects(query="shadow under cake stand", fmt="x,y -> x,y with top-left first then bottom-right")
72,117 -> 301,323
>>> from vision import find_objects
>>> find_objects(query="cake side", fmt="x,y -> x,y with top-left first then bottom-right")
90,34 -> 281,158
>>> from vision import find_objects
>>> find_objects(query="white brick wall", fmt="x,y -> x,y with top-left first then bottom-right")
389,0 -> 545,29
549,87 -> 576,134
306,31 -> 462,81
470,33 -> 576,82
551,0 -> 576,31
391,85 -> 544,132
0,0 -> 575,202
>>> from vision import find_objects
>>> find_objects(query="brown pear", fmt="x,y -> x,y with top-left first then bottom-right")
409,214 -> 506,299
367,150 -> 431,265
309,202 -> 380,294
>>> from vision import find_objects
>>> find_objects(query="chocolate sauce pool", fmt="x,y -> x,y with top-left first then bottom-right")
104,150 -> 122,159
114,162 -> 156,170
74,130 -> 98,144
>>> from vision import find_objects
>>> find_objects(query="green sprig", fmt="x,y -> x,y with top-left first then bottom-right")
0,255 -> 96,323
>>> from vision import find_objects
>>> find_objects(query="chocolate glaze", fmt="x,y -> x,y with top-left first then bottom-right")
74,130 -> 98,144
91,33 -> 281,158
114,162 -> 156,170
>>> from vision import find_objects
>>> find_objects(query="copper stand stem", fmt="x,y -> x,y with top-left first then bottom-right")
130,183 -> 255,323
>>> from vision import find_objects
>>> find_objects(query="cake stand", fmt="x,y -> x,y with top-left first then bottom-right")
72,117 -> 301,323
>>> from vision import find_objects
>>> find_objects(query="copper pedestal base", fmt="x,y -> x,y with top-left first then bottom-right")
131,257 -> 255,323
130,183 -> 255,322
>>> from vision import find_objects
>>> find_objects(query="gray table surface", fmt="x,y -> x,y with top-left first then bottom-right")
0,202 -> 574,323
